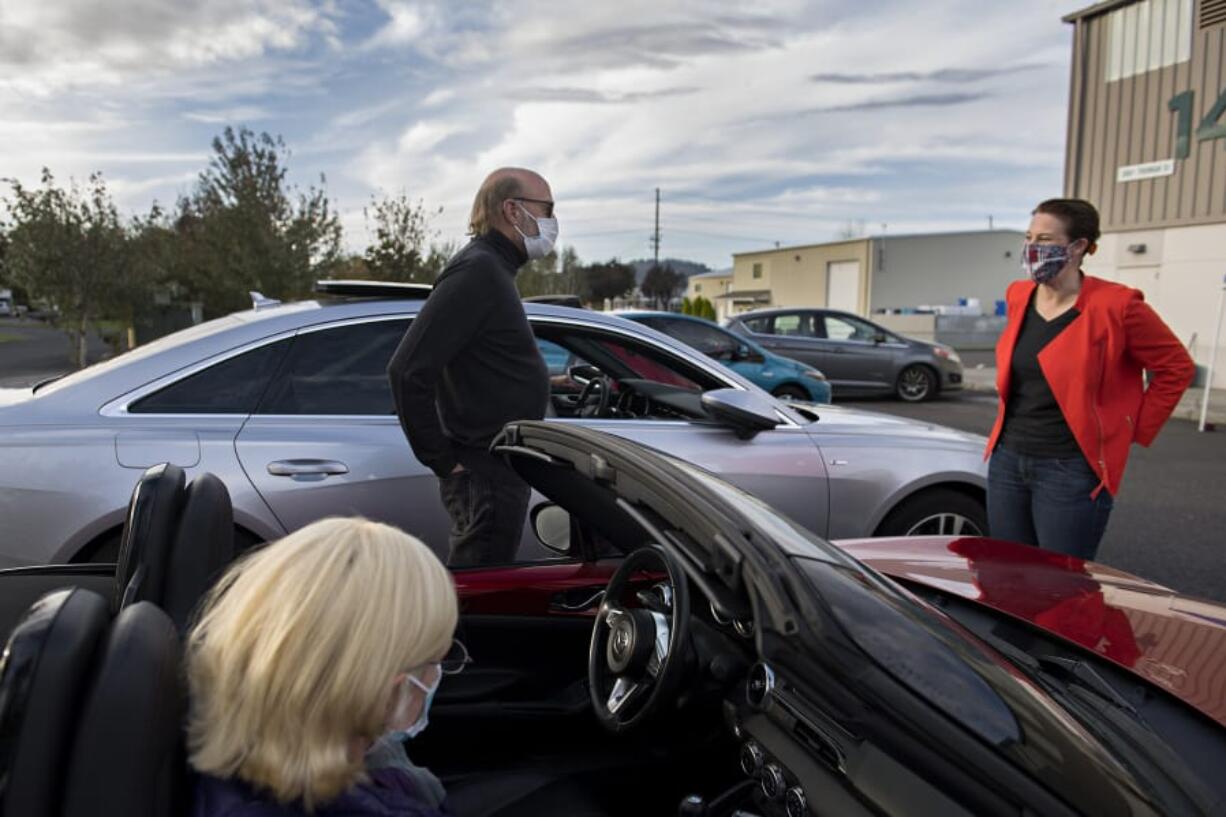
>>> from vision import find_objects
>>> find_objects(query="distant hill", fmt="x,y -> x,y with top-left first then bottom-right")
627,258 -> 710,286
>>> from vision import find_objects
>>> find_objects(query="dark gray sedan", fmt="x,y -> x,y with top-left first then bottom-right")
725,308 -> 964,402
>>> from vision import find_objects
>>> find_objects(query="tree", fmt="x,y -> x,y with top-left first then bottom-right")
516,249 -> 559,298
693,296 -> 717,321
640,263 -> 685,309
680,296 -> 693,315
172,127 -> 342,317
362,193 -> 443,283
578,259 -> 635,305
3,169 -> 134,366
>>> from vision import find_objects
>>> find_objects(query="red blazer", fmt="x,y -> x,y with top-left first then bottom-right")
985,275 -> 1194,497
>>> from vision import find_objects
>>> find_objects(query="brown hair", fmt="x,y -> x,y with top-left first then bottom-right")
468,173 -> 524,236
1033,198 -> 1101,247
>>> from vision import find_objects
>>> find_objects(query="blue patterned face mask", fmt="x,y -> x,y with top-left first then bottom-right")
1021,242 -> 1070,284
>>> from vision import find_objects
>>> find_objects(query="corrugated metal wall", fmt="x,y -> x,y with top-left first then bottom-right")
1066,0 -> 1226,230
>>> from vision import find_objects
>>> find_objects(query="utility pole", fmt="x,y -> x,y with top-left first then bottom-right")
988,214 -> 994,230
651,188 -> 661,268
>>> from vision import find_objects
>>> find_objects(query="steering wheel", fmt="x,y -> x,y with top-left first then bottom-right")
589,545 -> 691,733
575,374 -> 614,418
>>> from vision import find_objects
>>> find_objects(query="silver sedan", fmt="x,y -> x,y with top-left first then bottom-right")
0,286 -> 988,567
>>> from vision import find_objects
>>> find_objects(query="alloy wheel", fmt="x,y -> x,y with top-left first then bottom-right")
904,513 -> 984,537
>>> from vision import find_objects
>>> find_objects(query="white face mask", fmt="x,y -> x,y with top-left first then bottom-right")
513,202 -> 559,260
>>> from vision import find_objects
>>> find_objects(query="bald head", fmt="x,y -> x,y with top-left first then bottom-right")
468,167 -> 553,249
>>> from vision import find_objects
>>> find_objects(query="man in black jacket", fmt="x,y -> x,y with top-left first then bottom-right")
387,168 -> 555,566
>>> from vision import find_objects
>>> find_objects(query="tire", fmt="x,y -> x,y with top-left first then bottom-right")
896,364 -> 937,402
875,488 -> 987,538
771,384 -> 810,401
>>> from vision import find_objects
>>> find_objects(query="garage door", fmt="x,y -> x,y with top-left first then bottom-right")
827,261 -> 862,313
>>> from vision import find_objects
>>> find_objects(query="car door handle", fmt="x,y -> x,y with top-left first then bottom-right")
267,459 -> 350,477
549,587 -> 605,613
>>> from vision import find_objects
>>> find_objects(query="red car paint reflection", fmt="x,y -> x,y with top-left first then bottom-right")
838,536 -> 1226,729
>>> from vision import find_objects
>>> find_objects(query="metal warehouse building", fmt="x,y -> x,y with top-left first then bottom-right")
1063,0 -> 1226,387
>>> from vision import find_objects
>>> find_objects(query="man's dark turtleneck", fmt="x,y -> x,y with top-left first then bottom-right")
387,230 -> 548,477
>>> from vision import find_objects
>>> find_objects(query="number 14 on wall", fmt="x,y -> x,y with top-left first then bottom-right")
1168,89 -> 1226,160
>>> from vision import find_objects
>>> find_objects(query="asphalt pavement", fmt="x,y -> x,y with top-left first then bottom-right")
840,389 -> 1226,604
0,318 -> 108,386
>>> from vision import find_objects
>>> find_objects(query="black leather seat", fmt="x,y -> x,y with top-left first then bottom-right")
62,601 -> 184,817
114,463 -> 187,612
0,587 -> 111,817
117,465 -> 236,632
161,472 -> 236,631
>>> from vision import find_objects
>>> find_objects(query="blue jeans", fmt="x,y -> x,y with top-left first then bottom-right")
987,446 -> 1114,561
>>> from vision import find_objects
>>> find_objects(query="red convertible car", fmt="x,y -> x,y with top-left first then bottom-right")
0,422 -> 1223,817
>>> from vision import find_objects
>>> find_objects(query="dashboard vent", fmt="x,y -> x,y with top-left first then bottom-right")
792,720 -> 842,773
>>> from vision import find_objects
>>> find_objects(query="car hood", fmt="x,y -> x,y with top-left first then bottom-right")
837,535 -> 1226,729
790,401 -> 985,447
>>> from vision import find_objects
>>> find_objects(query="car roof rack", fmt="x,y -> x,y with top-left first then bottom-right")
313,280 -> 434,299
523,294 -> 584,308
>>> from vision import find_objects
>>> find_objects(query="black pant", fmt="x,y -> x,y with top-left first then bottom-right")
438,447 -> 531,567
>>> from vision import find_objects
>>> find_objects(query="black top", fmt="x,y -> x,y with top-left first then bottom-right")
387,231 -> 549,477
998,295 -> 1083,459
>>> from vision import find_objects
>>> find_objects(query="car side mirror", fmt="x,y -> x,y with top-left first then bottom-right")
701,388 -> 782,439
872,332 -> 888,344
530,503 -> 572,555
566,363 -> 602,386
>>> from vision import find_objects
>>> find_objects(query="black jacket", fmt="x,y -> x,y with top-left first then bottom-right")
387,231 -> 549,477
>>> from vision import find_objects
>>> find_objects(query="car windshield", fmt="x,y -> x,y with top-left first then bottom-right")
661,454 -> 1173,813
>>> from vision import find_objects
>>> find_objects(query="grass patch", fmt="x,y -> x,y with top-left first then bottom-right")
0,332 -> 24,344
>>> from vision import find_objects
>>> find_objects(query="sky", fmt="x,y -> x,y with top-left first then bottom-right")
0,0 -> 1078,269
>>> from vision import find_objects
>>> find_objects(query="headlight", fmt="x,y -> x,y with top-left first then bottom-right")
933,346 -> 961,364
802,369 -> 826,381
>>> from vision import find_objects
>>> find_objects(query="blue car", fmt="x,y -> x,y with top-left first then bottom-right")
618,311 -> 832,403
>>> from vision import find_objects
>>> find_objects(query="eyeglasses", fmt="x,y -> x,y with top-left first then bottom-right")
438,638 -> 472,676
513,197 -> 555,218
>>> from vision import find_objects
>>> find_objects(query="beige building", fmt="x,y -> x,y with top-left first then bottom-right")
1063,0 -> 1226,386
720,230 -> 1024,320
685,270 -> 733,319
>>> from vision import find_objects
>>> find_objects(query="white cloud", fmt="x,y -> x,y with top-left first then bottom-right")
1,0 -> 1077,267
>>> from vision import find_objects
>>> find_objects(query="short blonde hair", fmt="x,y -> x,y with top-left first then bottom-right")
468,170 -> 524,235
185,517 -> 457,810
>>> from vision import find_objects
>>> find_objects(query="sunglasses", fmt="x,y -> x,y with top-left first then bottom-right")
513,197 -> 555,218
438,638 -> 472,676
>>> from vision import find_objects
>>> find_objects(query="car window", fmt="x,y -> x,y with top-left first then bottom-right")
537,338 -> 577,375
740,316 -> 772,334
258,320 -> 410,415
128,338 -> 292,414
770,313 -> 815,338
823,314 -> 878,342
656,319 -> 739,359
534,324 -> 724,419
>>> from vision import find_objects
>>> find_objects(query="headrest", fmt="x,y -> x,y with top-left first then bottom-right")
62,602 -> 184,817
0,588 -> 110,817
162,473 -> 235,632
114,463 -> 187,613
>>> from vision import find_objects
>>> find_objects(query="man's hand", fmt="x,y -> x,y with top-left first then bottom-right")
450,464 -> 465,475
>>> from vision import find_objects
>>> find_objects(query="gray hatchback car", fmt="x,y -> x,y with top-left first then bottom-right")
725,308 -> 964,402
0,283 -> 987,568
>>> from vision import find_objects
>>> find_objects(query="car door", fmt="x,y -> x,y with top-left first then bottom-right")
233,316 -> 455,554
749,311 -> 835,373
818,312 -> 899,392
530,317 -> 831,538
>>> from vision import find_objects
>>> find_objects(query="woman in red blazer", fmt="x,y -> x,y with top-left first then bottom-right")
985,199 -> 1194,560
